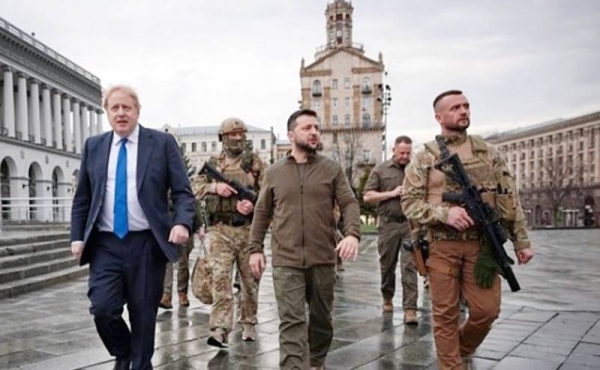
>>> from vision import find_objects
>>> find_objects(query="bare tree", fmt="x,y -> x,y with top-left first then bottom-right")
330,130 -> 363,187
537,154 -> 586,225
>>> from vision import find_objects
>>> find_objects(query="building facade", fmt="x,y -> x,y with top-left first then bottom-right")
0,17 -> 103,223
299,0 -> 386,186
162,124 -> 274,173
487,111 -> 600,228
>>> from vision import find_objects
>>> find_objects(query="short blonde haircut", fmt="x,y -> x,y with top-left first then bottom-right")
103,85 -> 141,111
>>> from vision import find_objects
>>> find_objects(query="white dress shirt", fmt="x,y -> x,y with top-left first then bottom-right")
97,124 -> 150,232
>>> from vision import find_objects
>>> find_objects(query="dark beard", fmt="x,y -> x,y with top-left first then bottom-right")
296,141 -> 317,155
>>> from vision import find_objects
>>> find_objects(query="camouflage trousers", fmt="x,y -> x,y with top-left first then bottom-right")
208,223 -> 260,335
163,239 -> 194,294
377,220 -> 418,310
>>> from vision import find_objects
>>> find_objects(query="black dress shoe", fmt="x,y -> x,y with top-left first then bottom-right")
113,355 -> 131,370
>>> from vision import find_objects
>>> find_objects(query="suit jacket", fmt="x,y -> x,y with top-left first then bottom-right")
70,125 -> 195,265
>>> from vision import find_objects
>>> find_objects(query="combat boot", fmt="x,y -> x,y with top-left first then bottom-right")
461,355 -> 473,370
403,309 -> 419,325
207,328 -> 228,348
179,292 -> 190,307
382,298 -> 394,313
159,293 -> 172,309
242,324 -> 256,341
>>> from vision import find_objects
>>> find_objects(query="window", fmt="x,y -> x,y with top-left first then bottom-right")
344,114 -> 350,125
362,149 -> 371,162
332,98 -> 338,109
362,113 -> 371,128
332,115 -> 338,126
261,139 -> 266,150
332,79 -> 338,90
312,99 -> 321,109
181,143 -> 186,153
361,77 -> 371,93
312,80 -> 322,96
362,97 -> 370,107
211,141 -> 217,152
201,142 -> 207,152
345,97 -> 350,107
344,77 -> 350,89
191,143 -> 197,152
333,132 -> 338,144
580,141 -> 584,151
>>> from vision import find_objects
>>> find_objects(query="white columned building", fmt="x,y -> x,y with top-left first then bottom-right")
16,72 -> 29,141
29,78 -> 42,144
0,16 -> 103,223
52,89 -> 63,150
41,84 -> 52,147
2,66 -> 15,137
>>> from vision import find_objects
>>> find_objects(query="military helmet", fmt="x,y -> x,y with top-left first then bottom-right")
219,117 -> 247,136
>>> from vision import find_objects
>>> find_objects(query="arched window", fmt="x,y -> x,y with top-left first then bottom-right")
312,80 -> 322,96
211,141 -> 217,152
261,139 -> 266,150
362,77 -> 371,93
362,113 -> 371,128
181,143 -> 186,153
201,142 -> 207,152
191,143 -> 197,152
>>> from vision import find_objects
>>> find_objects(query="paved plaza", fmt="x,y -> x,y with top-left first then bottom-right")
0,229 -> 599,369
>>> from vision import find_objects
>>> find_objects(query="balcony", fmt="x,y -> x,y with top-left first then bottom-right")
312,90 -> 322,97
361,86 -> 372,95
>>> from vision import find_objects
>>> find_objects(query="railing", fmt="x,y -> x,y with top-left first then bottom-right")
0,196 -> 73,224
0,17 -> 100,84
315,41 -> 364,54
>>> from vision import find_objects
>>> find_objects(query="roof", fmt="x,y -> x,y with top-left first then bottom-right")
485,111 -> 600,143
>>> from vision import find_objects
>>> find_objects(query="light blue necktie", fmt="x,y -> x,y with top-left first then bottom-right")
114,138 -> 129,239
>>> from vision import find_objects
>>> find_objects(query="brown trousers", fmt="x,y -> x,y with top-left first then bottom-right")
427,240 -> 501,370
163,240 -> 193,294
377,221 -> 418,309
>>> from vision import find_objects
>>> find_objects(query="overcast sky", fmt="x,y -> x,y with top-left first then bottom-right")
2,0 -> 599,147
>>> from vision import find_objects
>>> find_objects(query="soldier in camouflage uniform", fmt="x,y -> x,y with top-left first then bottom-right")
192,117 -> 265,347
401,90 -> 534,370
159,239 -> 194,308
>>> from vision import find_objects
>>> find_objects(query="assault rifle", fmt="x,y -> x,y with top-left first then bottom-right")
434,136 -> 520,292
198,162 -> 257,204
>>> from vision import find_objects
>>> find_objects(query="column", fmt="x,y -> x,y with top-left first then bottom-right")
63,94 -> 73,152
2,66 -> 15,137
89,108 -> 97,137
52,89 -> 63,149
29,79 -> 42,144
72,99 -> 81,154
16,72 -> 29,141
96,110 -> 103,134
41,84 -> 53,147
80,102 -> 89,145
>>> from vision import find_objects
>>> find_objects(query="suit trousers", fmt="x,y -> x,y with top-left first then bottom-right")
427,240 -> 501,370
88,231 -> 167,370
273,265 -> 336,369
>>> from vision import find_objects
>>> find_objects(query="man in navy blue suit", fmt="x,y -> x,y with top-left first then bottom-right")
71,85 -> 195,370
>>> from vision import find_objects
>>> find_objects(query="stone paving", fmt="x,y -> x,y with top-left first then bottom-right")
0,229 -> 599,369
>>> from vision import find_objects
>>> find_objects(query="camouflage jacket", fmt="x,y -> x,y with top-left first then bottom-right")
401,133 -> 531,251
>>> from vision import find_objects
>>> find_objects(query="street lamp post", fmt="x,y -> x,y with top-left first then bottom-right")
378,71 -> 391,160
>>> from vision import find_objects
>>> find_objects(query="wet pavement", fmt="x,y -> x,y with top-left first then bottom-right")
0,229 -> 599,369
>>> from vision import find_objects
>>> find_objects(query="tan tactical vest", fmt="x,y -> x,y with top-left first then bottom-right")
205,153 -> 260,215
423,135 -> 498,240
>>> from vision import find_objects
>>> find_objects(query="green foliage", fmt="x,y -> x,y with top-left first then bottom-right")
356,164 -> 376,219
179,144 -> 196,179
